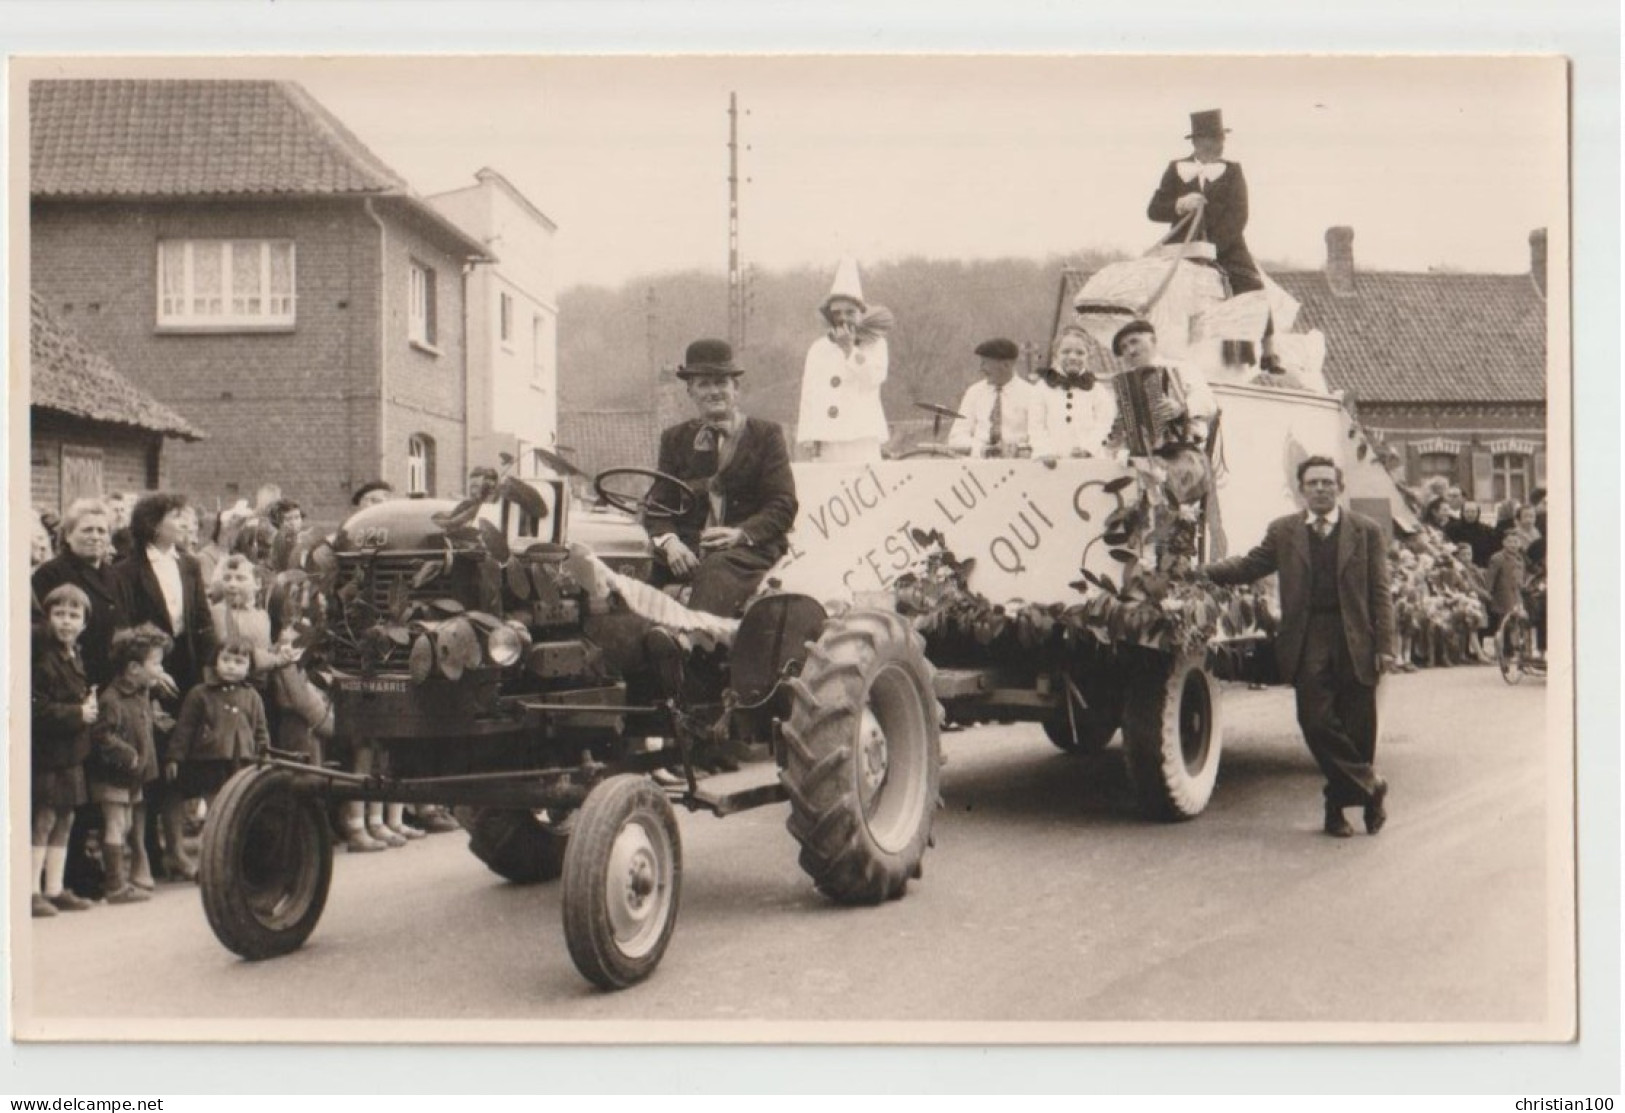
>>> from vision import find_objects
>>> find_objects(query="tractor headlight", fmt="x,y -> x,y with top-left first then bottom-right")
487,622 -> 525,667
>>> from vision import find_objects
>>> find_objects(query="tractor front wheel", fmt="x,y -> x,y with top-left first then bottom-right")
560,776 -> 682,990
200,766 -> 333,960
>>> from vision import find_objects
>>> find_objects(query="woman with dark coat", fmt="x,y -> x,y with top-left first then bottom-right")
1444,502 -> 1499,567
33,499 -> 126,688
113,492 -> 217,882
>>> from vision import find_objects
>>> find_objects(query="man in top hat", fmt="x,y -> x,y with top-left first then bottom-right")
796,259 -> 893,463
1147,109 -> 1264,295
646,339 -> 799,618
948,338 -> 1055,459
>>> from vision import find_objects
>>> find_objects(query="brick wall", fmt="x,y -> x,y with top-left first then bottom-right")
29,412 -> 160,515
31,197 -> 472,520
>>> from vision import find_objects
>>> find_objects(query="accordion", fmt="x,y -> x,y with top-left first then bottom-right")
1112,365 -> 1193,457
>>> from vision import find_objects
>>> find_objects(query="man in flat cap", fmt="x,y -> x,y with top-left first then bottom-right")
646,339 -> 799,618
1147,109 -> 1264,295
948,338 -> 1054,459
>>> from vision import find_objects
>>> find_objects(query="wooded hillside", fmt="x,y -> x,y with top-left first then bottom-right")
557,250 -> 1127,430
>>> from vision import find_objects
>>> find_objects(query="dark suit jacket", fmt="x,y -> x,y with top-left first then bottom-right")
33,552 -> 127,687
1204,508 -> 1394,687
113,547 -> 217,693
646,415 -> 799,562
1147,158 -> 1261,292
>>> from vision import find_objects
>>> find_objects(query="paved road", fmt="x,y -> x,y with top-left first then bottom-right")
23,664 -> 1557,1030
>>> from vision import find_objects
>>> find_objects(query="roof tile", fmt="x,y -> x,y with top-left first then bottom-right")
29,294 -> 203,439
30,79 -> 406,197
1270,270 -> 1546,405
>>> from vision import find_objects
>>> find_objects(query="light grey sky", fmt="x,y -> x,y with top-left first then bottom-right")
30,54 -> 1570,290
288,55 -> 1567,290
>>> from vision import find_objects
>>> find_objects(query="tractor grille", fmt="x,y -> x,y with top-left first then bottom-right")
328,551 -> 481,670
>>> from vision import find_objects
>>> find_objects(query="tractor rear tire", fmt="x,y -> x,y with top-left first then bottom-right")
200,766 -> 333,961
560,776 -> 682,990
1121,651 -> 1223,821
454,807 -> 569,884
781,609 -> 941,904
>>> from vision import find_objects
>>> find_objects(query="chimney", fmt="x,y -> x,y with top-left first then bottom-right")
1528,228 -> 1547,297
1325,226 -> 1357,296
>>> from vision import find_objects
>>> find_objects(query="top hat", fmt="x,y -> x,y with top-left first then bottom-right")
1185,109 -> 1230,141
677,338 -> 745,379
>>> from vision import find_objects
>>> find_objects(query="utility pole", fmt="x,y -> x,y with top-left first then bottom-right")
727,92 -> 744,351
645,285 -> 659,378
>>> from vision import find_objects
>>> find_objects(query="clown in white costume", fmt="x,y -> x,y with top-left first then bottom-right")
796,259 -> 891,462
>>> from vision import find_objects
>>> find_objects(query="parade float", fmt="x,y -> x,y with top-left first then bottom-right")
195,236 -> 1416,992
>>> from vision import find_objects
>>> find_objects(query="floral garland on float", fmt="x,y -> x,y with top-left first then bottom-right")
887,455 -> 1278,671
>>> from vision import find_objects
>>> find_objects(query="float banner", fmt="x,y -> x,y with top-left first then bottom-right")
772,460 -> 1133,608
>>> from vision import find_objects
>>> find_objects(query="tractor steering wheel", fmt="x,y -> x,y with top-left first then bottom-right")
594,467 -> 699,518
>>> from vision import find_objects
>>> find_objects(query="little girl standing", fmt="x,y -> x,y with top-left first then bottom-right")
165,636 -> 270,809
30,584 -> 98,916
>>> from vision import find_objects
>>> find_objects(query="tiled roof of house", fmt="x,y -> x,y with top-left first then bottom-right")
557,410 -> 659,479
30,294 -> 203,439
30,79 -> 490,258
1270,270 -> 1546,405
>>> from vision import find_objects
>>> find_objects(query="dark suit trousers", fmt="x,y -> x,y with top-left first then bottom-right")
1295,613 -> 1382,807
653,544 -> 778,618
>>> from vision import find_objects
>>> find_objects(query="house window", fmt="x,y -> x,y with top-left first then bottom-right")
1417,452 -> 1457,482
157,240 -> 295,328
1492,453 -> 1531,504
407,434 -> 435,495
499,292 -> 514,347
409,262 -> 438,348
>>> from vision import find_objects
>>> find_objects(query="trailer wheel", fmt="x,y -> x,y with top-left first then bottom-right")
561,776 -> 682,990
781,609 -> 941,904
1121,652 -> 1223,820
1042,675 -> 1124,755
200,766 -> 333,960
454,807 -> 570,884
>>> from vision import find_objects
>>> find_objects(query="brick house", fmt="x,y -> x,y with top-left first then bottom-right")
29,293 -> 202,513
1272,227 -> 1548,506
29,79 -> 491,522
428,168 -> 560,477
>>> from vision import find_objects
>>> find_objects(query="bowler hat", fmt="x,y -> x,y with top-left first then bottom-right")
1111,319 -> 1156,356
1185,109 -> 1230,141
974,337 -> 1020,361
677,338 -> 744,379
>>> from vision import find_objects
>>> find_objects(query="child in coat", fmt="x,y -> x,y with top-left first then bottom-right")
30,584 -> 99,917
91,624 -> 172,904
166,636 -> 270,808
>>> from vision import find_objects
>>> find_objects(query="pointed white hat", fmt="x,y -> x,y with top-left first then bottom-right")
821,258 -> 866,314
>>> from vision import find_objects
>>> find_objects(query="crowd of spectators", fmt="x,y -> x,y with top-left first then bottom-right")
27,482 -> 457,919
1387,479 -> 1547,670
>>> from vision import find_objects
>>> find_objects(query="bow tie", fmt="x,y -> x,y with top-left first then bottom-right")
1176,160 -> 1228,186
1056,372 -> 1095,391
693,423 -> 731,452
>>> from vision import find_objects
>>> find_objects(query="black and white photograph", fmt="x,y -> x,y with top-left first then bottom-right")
8,48 -> 1582,1055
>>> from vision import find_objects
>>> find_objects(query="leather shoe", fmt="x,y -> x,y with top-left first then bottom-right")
1323,804 -> 1355,838
48,890 -> 94,912
1364,778 -> 1389,835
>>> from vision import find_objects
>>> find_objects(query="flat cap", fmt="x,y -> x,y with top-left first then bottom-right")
974,337 -> 1020,361
1111,319 -> 1157,356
